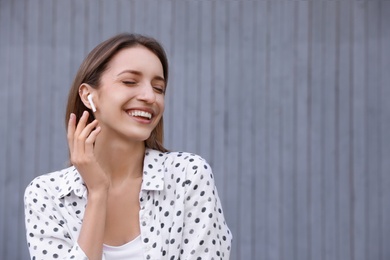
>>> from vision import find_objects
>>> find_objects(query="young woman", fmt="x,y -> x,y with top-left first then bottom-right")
24,33 -> 232,260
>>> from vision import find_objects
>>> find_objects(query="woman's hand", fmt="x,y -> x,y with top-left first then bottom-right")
67,111 -> 110,259
67,111 -> 109,194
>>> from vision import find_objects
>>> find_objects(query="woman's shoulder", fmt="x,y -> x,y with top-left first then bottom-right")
24,166 -> 77,196
146,148 -> 208,168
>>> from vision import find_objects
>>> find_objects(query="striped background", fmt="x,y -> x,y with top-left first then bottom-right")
0,0 -> 389,259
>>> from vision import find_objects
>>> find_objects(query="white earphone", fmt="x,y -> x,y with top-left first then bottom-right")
87,94 -> 97,112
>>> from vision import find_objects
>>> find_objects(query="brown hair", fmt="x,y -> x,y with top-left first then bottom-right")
65,33 -> 169,152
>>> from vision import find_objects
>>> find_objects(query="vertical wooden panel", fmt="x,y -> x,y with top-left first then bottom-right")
117,0 -> 133,34
0,0 -> 10,258
198,1 -> 213,159
35,0 -> 54,183
238,2 -> 255,260
4,0 -> 25,258
295,2 -> 310,260
101,0 -> 117,39
323,2 -> 337,260
366,2 -> 382,260
337,2 -> 353,260
143,0 -> 160,37
210,0 -> 227,211
159,0 -> 174,148
155,1 -> 174,67
280,2 -> 295,259
253,2 -> 268,259
86,0 -> 102,51
183,0 -> 199,152
132,1 -> 146,38
18,2 -> 40,259
308,1 -> 324,259
352,1 -> 367,260
22,0 -> 39,181
166,1 -> 186,150
380,3 -> 390,260
70,0 -> 87,75
267,2 -> 282,259
51,0 -> 72,169
224,1 -> 240,258
154,0 -> 173,150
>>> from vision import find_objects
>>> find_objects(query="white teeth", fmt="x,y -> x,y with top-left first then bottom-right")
130,110 -> 152,119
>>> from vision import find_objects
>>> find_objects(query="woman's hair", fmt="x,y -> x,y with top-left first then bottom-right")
65,33 -> 169,152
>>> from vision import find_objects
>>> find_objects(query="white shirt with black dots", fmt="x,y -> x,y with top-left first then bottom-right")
24,148 -> 232,260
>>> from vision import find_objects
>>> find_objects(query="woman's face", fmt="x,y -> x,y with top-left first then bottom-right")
93,45 -> 166,143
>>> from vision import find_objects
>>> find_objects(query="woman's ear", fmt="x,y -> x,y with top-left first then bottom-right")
79,83 -> 96,112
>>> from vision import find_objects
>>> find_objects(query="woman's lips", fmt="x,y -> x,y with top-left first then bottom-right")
128,109 -> 152,119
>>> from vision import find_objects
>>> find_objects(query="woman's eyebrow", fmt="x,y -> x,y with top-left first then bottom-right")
154,75 -> 165,82
117,70 -> 165,82
117,69 -> 142,76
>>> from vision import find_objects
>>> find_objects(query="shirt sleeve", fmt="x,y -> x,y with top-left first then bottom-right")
24,180 -> 89,260
181,157 -> 233,260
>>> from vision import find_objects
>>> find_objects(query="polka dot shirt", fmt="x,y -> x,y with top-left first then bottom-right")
24,149 -> 232,259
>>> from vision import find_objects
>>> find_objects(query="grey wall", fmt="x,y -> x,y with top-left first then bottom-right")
0,0 -> 389,259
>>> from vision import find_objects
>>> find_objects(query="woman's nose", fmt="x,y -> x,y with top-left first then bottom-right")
137,84 -> 156,103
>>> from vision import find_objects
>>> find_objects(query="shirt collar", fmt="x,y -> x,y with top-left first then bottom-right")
57,148 -> 166,199
57,166 -> 87,199
141,148 -> 166,191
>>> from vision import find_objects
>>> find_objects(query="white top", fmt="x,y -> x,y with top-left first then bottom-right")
24,149 -> 232,259
103,235 -> 143,260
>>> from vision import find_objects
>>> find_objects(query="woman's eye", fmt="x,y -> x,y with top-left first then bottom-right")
122,81 -> 136,85
153,86 -> 165,94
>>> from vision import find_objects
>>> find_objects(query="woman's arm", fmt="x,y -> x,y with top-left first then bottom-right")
67,111 -> 110,260
24,111 -> 111,260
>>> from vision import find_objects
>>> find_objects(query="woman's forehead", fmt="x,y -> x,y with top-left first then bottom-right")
108,46 -> 162,71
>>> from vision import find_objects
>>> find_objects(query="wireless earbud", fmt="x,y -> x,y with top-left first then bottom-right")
87,94 -> 97,112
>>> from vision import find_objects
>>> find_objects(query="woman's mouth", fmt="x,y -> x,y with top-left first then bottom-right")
127,109 -> 153,120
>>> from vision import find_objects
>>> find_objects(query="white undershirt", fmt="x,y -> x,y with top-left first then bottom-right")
103,235 -> 143,260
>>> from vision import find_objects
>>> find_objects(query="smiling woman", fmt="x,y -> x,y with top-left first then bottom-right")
23,33 -> 232,260
78,46 -> 166,146
65,34 -> 169,153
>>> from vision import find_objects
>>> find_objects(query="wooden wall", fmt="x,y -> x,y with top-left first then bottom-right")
0,0 -> 389,259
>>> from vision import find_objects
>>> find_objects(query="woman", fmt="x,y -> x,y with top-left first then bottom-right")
24,33 -> 232,260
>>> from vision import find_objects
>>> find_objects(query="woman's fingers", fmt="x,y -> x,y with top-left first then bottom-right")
74,111 -> 89,137
76,119 -> 99,155
67,113 -> 76,152
79,119 -> 99,140
85,126 -> 101,155
66,111 -> 108,192
68,111 -> 100,163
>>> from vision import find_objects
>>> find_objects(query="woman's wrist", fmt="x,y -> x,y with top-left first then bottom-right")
87,187 -> 109,201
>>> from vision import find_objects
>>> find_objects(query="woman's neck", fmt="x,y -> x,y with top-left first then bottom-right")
93,133 -> 145,185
